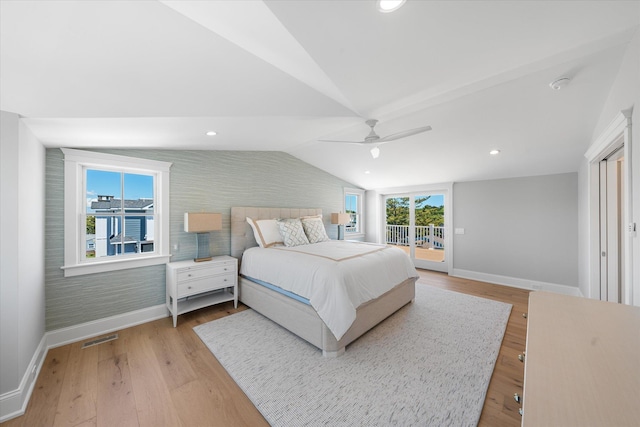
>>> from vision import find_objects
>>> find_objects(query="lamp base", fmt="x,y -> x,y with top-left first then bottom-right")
195,232 -> 212,262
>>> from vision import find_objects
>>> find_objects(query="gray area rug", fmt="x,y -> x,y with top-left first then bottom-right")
194,284 -> 512,426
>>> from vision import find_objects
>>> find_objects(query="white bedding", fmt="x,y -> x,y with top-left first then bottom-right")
240,240 -> 418,340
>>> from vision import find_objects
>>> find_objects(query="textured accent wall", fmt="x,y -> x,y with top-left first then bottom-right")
45,149 -> 356,331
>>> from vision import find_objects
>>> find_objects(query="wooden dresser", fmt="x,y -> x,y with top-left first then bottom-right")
521,291 -> 640,426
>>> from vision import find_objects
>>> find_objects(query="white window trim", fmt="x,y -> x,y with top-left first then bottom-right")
344,187 -> 365,238
61,148 -> 172,277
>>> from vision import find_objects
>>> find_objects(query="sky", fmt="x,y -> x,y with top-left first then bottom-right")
419,194 -> 444,207
345,194 -> 358,213
86,169 -> 153,211
387,194 -> 445,208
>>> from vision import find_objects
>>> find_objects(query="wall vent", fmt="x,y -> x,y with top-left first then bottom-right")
82,333 -> 118,348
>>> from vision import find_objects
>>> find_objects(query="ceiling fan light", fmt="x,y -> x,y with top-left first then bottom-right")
377,0 -> 406,13
549,77 -> 570,90
370,146 -> 380,158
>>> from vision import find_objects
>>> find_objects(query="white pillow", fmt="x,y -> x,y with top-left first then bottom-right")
277,218 -> 310,247
301,215 -> 330,244
246,217 -> 283,248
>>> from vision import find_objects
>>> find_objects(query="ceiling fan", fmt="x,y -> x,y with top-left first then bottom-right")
319,119 -> 432,158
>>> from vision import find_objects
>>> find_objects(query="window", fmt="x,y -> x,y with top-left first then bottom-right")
61,149 -> 172,277
344,188 -> 364,236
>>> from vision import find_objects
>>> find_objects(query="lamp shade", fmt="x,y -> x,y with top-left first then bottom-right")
184,212 -> 222,233
331,213 -> 351,225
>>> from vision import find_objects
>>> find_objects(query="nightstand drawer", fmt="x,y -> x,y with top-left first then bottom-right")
177,273 -> 235,297
177,263 -> 235,282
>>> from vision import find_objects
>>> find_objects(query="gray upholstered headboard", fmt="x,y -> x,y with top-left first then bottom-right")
230,207 -> 323,261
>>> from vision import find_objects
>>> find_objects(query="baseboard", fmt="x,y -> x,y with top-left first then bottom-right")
451,268 -> 582,297
0,304 -> 168,422
0,335 -> 47,423
46,303 -> 169,349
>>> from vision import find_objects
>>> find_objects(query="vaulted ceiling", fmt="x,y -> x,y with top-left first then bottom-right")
1,1 -> 639,189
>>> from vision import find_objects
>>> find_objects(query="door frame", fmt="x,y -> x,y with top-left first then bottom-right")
585,110 -> 633,304
379,183 -> 453,275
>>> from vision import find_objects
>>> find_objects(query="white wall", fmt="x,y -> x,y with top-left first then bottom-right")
365,189 -> 381,243
0,111 -> 46,419
577,159 -> 590,298
453,173 -> 579,292
579,29 -> 640,305
0,111 -> 20,396
18,119 -> 46,382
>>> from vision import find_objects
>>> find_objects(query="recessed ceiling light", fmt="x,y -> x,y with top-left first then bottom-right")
370,146 -> 381,158
489,149 -> 501,155
206,131 -> 217,136
377,0 -> 406,13
364,170 -> 371,174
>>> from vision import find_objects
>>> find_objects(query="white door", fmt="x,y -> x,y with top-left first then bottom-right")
385,192 -> 448,272
599,148 -> 625,303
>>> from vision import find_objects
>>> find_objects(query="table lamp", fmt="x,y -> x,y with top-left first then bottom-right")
331,212 -> 351,240
184,212 -> 222,262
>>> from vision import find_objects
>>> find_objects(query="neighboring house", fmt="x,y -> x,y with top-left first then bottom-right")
90,195 -> 154,256
85,234 -> 95,254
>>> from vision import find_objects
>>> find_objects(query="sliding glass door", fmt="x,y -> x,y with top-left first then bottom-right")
385,192 -> 447,272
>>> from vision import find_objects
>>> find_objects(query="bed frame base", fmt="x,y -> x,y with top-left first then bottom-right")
238,276 -> 416,356
323,347 -> 345,358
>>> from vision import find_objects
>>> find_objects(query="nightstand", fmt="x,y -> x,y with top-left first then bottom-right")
166,256 -> 238,327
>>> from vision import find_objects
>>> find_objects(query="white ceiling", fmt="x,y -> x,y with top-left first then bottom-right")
2,0 -> 639,189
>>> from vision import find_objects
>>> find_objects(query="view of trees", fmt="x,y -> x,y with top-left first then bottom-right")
386,196 -> 444,226
86,215 -> 95,234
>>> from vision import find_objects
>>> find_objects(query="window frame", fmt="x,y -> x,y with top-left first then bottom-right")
344,187 -> 365,238
61,148 -> 172,277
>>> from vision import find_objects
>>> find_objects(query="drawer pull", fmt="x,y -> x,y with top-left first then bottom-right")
188,286 -> 192,290
518,353 -> 525,362
514,393 -> 521,403
188,274 -> 192,277
522,313 -> 527,319
519,408 -> 523,416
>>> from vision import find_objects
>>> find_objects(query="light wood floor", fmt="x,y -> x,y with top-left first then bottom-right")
391,245 -> 446,262
2,270 -> 529,427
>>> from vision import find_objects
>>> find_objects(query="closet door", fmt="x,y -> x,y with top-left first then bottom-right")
599,148 -> 624,303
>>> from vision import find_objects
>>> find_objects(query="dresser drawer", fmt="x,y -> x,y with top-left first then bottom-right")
177,263 -> 235,282
177,273 -> 235,298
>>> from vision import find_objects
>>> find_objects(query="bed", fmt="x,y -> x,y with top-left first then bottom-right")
230,207 -> 418,357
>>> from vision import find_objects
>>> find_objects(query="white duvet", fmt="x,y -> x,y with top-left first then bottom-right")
240,240 -> 418,340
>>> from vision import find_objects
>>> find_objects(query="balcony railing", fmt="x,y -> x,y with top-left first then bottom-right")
386,225 -> 444,249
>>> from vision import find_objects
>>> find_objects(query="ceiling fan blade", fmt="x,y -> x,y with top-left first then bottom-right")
377,126 -> 432,143
317,139 -> 366,145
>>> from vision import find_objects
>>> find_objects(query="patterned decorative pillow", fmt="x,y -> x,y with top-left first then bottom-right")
246,217 -> 283,248
300,215 -> 330,244
277,218 -> 310,247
